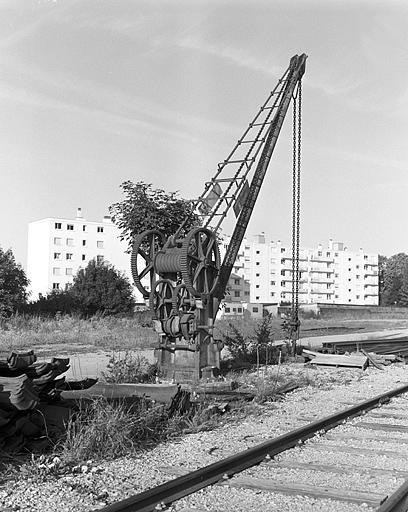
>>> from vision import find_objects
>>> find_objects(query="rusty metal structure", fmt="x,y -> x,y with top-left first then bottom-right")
131,54 -> 307,381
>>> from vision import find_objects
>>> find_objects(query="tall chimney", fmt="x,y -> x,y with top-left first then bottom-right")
76,207 -> 83,219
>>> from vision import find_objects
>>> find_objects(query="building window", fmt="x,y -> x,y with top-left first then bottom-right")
53,268 -> 61,276
281,248 -> 285,253
97,226 -> 104,233
97,240 -> 104,249
356,275 -> 360,279
54,237 -> 62,245
66,253 -> 73,260
237,308 -> 242,313
318,251 -> 322,257
55,222 -> 62,229
82,254 -> 86,261
83,225 -> 86,232
97,255 -> 104,264
326,273 -> 331,278
225,307 -> 230,313
356,295 -> 360,299
335,273 -> 339,278
271,292 -> 275,297
281,270 -> 285,276
255,297 -> 260,301
253,307 -> 259,312
255,273 -> 260,277
256,250 -> 260,254
255,285 -> 260,289
271,281 -> 275,285
82,240 -> 86,246
66,238 -> 74,246
52,283 -> 60,290
356,265 -> 360,269
364,255 -> 368,260
326,252 -> 330,257
335,295 -> 339,298
234,278 -> 240,285
234,291 -> 240,297
334,252 -> 338,257
244,291 -> 249,296
54,253 -> 61,260
66,268 -> 73,276
327,284 -> 331,289
67,224 -> 74,230
326,294 -> 331,299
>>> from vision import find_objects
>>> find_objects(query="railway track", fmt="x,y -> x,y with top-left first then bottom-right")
99,383 -> 408,512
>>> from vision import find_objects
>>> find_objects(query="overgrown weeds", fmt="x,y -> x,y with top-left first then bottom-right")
101,353 -> 158,383
0,314 -> 157,354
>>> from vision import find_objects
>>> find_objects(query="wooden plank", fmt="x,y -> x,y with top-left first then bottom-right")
273,460 -> 408,478
308,443 -> 406,458
326,432 -> 408,444
61,382 -> 178,404
159,466 -> 190,477
368,411 -> 408,420
353,422 -> 408,433
223,476 -> 384,507
310,354 -> 368,369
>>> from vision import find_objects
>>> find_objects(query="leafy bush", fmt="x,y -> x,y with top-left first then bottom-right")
220,314 -> 285,369
101,353 -> 158,383
23,259 -> 135,317
0,247 -> 28,317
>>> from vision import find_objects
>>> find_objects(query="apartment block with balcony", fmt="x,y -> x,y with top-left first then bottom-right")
221,235 -> 379,307
27,208 -> 141,301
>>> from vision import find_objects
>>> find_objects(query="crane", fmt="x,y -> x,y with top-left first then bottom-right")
131,54 -> 307,382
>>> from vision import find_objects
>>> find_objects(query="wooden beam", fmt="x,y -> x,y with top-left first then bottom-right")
273,460 -> 408,478
307,443 -> 404,458
354,422 -> 408,433
223,477 -> 384,507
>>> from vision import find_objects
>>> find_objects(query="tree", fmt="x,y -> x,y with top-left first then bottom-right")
251,313 -> 277,367
378,255 -> 387,305
22,289 -> 76,316
109,181 -> 199,250
0,247 -> 28,317
381,253 -> 408,306
71,259 -> 135,316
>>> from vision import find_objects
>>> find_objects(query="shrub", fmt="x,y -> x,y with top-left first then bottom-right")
101,353 -> 158,383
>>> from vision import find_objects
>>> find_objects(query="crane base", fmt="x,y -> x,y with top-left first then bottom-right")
156,340 -> 221,383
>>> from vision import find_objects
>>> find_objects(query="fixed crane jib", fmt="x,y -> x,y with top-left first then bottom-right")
131,53 -> 307,382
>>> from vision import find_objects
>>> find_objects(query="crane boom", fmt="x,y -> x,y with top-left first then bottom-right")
215,53 -> 307,299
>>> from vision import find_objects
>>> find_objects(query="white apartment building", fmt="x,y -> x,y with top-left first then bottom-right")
221,234 -> 379,307
27,208 -> 139,301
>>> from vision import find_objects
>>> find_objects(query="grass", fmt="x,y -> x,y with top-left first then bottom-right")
0,314 -> 157,356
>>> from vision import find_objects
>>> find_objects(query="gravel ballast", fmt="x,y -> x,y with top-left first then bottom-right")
1,364 -> 408,511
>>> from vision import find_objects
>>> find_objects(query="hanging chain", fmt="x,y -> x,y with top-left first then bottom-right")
295,80 -> 302,331
290,80 -> 302,353
291,90 -> 297,324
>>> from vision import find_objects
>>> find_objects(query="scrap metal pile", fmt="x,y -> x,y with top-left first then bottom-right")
0,351 -> 96,454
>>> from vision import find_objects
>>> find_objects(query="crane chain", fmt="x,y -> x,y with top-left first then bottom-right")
290,80 -> 302,354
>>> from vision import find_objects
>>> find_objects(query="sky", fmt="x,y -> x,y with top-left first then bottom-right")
1,0 -> 408,268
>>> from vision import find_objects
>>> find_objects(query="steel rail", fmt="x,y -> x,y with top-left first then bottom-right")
377,479 -> 408,512
98,383 -> 408,512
